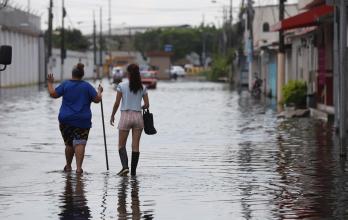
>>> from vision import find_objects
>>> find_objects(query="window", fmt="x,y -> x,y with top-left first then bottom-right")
263,22 -> 270,32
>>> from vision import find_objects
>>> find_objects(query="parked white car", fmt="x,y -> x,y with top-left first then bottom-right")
170,66 -> 186,78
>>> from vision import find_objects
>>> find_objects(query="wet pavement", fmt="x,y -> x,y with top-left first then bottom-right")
0,80 -> 348,219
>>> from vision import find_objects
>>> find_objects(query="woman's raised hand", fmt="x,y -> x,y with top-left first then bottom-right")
47,73 -> 54,84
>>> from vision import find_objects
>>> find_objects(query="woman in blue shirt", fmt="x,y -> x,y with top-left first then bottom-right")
110,64 -> 149,176
47,63 -> 103,174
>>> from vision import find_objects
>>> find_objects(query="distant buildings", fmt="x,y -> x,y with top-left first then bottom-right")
108,24 -> 191,36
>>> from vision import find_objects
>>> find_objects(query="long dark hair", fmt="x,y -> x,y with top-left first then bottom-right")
72,63 -> 84,79
127,63 -> 143,93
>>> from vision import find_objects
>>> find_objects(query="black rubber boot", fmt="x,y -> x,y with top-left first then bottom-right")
118,147 -> 129,169
131,152 -> 140,176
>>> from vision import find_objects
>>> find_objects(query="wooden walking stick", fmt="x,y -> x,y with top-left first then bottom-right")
99,84 -> 109,170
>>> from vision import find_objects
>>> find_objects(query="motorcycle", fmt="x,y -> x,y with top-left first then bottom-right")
251,77 -> 262,97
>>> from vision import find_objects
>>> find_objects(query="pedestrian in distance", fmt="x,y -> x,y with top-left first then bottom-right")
47,63 -> 103,174
110,63 -> 150,176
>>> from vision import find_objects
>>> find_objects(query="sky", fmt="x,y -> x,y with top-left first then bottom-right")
9,0 -> 297,34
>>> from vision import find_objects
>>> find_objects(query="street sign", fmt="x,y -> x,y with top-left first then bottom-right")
164,44 -> 173,52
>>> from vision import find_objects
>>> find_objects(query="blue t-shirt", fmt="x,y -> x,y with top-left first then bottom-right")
55,80 -> 97,128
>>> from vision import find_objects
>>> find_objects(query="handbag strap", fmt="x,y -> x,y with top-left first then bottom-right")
143,108 -> 150,114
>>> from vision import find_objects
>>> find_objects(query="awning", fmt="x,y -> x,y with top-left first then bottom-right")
271,5 -> 333,31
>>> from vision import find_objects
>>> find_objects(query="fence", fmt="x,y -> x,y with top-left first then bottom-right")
0,27 -> 45,87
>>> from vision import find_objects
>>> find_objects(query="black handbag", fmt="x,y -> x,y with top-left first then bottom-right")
143,108 -> 157,135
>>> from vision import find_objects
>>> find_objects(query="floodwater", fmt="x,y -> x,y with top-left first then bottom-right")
0,80 -> 348,220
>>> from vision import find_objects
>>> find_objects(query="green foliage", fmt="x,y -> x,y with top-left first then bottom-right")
206,56 -> 227,81
133,25 -> 222,61
282,80 -> 307,107
205,48 -> 236,81
45,28 -> 91,51
133,24 -> 243,81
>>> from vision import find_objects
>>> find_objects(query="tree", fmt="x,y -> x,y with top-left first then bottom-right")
45,28 -> 91,51
133,26 -> 222,62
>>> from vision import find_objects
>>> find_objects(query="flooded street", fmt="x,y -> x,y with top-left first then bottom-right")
0,80 -> 348,219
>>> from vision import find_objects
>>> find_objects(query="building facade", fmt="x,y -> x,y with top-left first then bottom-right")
272,0 -> 334,116
243,4 -> 299,96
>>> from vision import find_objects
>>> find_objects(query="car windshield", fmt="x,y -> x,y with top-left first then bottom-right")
141,71 -> 154,78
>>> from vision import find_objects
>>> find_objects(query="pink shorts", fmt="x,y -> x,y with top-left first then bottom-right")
118,110 -> 144,130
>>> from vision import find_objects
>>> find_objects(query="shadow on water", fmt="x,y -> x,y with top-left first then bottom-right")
58,174 -> 91,220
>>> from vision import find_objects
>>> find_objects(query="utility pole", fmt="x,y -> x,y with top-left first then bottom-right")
222,6 -> 227,54
93,10 -> 97,78
247,0 -> 254,91
333,2 -> 340,131
277,0 -> 286,105
229,0 -> 233,24
93,11 -> 97,67
202,32 -> 206,67
60,0 -> 66,81
99,7 -> 103,79
48,0 -> 53,58
339,0 -> 347,157
108,0 -> 112,77
108,0 -> 111,37
46,0 -> 53,78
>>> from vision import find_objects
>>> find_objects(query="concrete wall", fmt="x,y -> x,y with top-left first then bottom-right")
0,6 -> 41,32
288,34 -> 318,86
49,49 -> 95,80
0,28 -> 44,87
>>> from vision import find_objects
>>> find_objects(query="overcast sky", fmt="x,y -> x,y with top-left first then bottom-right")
9,0 -> 297,34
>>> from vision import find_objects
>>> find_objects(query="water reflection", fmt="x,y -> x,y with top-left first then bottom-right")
59,174 -> 91,220
273,119 -> 348,219
117,177 -> 154,220
100,172 -> 109,220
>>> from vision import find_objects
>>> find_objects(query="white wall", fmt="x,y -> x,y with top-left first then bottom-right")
49,49 -> 95,80
289,35 -> 318,89
298,0 -> 313,9
0,29 -> 44,87
252,4 -> 299,51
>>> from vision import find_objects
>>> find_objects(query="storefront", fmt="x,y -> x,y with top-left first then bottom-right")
272,3 -> 334,111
